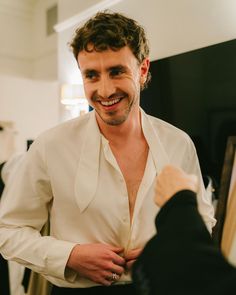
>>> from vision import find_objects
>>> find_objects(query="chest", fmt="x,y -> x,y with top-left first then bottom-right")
111,142 -> 149,218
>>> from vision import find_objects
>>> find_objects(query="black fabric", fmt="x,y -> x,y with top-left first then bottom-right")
133,190 -> 236,295
22,267 -> 31,292
0,162 -> 10,295
51,284 -> 138,295
0,162 -> 5,196
0,254 -> 10,295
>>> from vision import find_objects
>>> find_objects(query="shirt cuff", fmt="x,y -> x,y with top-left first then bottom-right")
45,240 -> 77,281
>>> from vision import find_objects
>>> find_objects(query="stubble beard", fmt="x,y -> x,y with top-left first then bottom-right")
96,94 -> 138,126
95,107 -> 130,126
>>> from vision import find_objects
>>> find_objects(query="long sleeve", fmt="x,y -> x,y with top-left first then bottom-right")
0,140 -> 76,284
132,190 -> 236,295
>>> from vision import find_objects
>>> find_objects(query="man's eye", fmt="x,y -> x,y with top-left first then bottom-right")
110,69 -> 124,77
85,72 -> 98,80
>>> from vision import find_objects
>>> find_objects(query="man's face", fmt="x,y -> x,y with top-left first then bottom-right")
78,46 -> 149,126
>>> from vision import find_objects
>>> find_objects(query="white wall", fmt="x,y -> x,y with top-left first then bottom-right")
58,0 -> 102,23
0,1 -> 60,156
0,0 -> 33,77
0,0 -> 58,80
104,0 -> 236,60
57,25 -> 80,84
0,75 -> 59,153
32,0 -> 58,80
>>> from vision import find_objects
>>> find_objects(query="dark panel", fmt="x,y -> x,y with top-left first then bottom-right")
141,39 -> 236,183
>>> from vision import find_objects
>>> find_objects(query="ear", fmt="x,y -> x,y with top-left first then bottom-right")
140,58 -> 150,83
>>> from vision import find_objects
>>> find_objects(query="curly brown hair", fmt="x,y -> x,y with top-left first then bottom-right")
70,11 -> 151,89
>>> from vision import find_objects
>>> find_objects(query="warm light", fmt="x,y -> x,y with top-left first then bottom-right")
60,83 -> 85,105
60,83 -> 89,120
61,98 -> 83,105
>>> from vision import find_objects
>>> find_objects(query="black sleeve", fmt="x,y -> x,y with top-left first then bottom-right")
132,190 -> 236,295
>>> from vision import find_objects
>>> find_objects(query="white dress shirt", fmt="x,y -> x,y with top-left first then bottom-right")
0,109 -> 216,288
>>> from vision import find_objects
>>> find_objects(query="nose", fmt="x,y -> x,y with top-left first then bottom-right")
97,75 -> 115,99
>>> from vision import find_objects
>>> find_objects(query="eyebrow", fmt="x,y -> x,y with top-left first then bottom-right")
109,65 -> 127,71
82,65 -> 127,76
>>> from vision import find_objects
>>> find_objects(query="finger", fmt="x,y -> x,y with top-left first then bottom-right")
103,271 -> 119,280
101,278 -> 113,286
103,271 -> 120,285
111,253 -> 126,266
125,248 -> 142,260
109,263 -> 124,275
94,270 -> 118,286
109,246 -> 124,254
89,272 -> 113,286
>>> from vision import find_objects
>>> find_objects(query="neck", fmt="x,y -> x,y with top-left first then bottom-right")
96,108 -> 142,145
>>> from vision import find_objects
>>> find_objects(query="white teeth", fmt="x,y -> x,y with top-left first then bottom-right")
101,98 -> 121,106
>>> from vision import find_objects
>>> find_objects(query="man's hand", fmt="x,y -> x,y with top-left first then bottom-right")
124,248 -> 143,271
66,243 -> 125,286
155,165 -> 198,207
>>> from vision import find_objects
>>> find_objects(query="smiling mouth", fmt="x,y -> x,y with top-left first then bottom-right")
100,98 -> 121,106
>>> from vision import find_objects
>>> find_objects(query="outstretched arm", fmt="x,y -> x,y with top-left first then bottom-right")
133,165 -> 236,295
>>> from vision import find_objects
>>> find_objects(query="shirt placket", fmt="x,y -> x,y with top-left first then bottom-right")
126,152 -> 157,251
102,137 -> 131,250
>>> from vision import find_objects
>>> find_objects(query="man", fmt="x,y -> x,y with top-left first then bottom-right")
0,11 -> 215,295
133,165 -> 236,295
